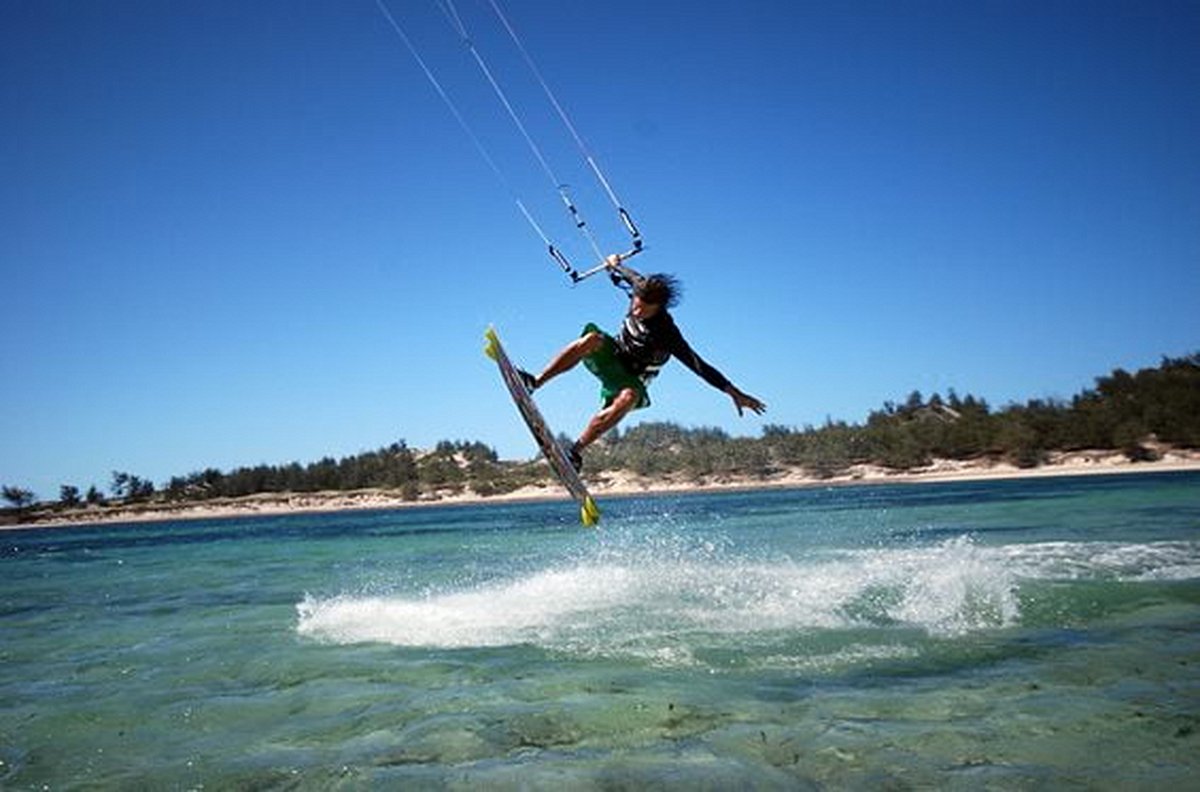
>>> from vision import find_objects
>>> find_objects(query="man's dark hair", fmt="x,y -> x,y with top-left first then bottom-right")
636,273 -> 682,308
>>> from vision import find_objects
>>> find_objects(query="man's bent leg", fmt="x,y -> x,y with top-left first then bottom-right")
535,332 -> 605,389
576,387 -> 640,452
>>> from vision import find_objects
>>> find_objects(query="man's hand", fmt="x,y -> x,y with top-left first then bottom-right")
727,386 -> 767,417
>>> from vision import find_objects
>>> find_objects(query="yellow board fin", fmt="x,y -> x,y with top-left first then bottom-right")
483,326 -> 500,361
581,496 -> 601,527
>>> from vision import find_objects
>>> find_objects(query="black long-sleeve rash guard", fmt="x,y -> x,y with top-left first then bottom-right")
614,309 -> 733,393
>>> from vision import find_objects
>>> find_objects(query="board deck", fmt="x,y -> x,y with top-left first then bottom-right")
484,326 -> 600,527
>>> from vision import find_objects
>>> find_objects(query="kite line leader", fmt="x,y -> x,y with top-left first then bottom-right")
378,0 -> 646,286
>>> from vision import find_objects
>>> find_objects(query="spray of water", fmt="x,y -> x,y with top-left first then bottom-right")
296,533 -> 1043,665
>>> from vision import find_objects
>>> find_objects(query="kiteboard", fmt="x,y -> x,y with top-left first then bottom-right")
484,326 -> 601,527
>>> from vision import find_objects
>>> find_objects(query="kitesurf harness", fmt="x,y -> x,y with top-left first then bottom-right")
375,0 -> 645,286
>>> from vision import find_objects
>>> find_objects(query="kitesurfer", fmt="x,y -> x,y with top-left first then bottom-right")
519,256 -> 767,471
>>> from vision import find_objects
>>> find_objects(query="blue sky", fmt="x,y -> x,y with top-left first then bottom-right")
3,0 -> 1197,499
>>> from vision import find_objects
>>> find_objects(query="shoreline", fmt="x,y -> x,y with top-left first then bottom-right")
9,446 -> 1200,532
7,448 -> 1200,531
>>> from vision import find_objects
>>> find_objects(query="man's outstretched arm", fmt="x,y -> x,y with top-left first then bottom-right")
670,329 -> 766,416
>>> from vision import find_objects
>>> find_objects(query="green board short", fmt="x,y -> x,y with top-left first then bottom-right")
580,323 -> 650,410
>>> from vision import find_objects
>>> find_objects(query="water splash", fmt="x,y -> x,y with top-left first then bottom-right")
296,534 -> 1039,657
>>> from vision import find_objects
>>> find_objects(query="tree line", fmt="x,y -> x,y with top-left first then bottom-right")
4,353 -> 1197,514
591,353 -> 1199,480
141,440 -> 514,503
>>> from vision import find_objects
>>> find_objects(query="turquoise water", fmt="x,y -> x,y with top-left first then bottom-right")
2,472 -> 1198,789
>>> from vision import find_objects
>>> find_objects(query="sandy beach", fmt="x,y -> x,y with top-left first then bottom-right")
8,446 -> 1199,530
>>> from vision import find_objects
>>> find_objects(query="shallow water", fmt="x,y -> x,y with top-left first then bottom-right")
2,472 -> 1198,789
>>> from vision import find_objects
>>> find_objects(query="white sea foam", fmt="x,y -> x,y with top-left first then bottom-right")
297,535 -> 1199,658
296,535 -> 1044,649
998,540 -> 1200,581
297,564 -> 642,647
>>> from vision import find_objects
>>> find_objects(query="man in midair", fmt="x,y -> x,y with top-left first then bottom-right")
520,256 -> 767,471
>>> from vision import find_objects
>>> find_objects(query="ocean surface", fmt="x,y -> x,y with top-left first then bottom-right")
2,471 -> 1198,789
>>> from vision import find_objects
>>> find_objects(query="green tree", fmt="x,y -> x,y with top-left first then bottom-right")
3,486 -> 36,509
941,392 -> 992,458
111,471 -> 155,502
805,422 -> 856,478
59,485 -> 81,508
994,413 -> 1044,468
